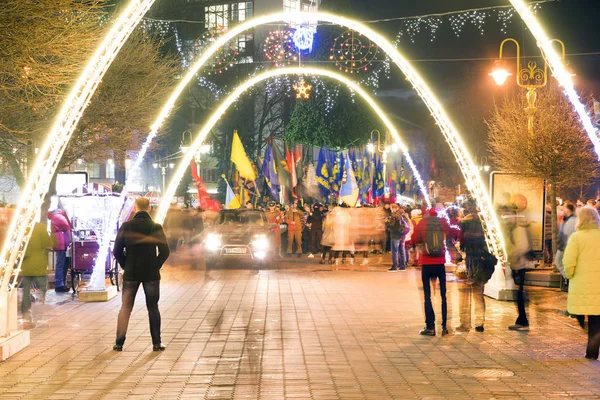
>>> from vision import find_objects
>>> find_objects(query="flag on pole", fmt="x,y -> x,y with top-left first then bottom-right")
316,147 -> 331,198
231,131 -> 257,181
373,155 -> 385,201
272,141 -> 291,188
286,146 -> 298,189
225,181 -> 240,209
359,147 -> 371,204
261,143 -> 279,200
340,152 -> 359,207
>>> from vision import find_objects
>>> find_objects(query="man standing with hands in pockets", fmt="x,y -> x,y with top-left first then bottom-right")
113,197 -> 170,352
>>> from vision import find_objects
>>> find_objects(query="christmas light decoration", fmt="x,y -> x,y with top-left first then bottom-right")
195,26 -> 239,75
292,26 -> 316,52
509,0 -> 600,158
395,2 -> 544,43
0,0 -> 155,294
2,11 -> 510,296
264,30 -> 298,67
330,30 -> 379,74
293,79 -> 312,99
154,67 -> 433,224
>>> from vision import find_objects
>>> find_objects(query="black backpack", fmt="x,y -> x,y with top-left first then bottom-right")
424,216 -> 445,257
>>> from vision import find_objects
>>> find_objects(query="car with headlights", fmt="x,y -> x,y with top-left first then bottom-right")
203,209 -> 276,267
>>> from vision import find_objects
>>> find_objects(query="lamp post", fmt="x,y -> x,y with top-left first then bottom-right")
489,38 -> 571,136
152,157 -> 174,195
478,156 -> 490,173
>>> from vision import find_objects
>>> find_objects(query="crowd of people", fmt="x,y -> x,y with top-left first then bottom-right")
6,193 -> 600,360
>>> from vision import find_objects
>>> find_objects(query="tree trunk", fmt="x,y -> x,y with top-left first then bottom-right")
550,181 -> 559,268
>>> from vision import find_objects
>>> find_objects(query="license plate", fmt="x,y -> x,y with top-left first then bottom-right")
225,247 -> 247,254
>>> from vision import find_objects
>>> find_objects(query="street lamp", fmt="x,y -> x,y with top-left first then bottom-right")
490,38 -> 570,136
153,156 -> 174,194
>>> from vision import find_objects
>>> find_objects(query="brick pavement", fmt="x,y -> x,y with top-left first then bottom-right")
2,255 -> 599,400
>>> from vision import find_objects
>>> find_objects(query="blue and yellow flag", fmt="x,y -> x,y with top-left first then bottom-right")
226,181 -> 240,209
261,143 -> 279,200
340,152 -> 359,207
329,151 -> 341,194
359,147 -> 371,204
373,155 -> 385,200
316,147 -> 331,198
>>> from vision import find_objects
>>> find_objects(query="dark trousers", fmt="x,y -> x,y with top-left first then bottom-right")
302,229 -> 311,253
514,269 -> 529,326
310,229 -> 323,254
422,265 -> 447,329
587,315 -> 600,359
116,280 -> 161,346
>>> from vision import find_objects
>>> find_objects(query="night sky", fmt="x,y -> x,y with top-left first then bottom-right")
318,0 -> 600,161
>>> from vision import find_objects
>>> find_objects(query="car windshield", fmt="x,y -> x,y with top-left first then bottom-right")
217,211 -> 266,226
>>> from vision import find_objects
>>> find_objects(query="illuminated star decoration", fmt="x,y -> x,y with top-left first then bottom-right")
330,30 -> 379,74
264,30 -> 298,67
293,80 -> 312,99
292,26 -> 316,52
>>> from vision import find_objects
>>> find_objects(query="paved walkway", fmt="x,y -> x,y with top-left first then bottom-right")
2,255 -> 599,399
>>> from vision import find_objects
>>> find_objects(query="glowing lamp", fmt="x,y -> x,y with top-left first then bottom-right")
489,60 -> 512,86
367,143 -> 375,153
152,162 -> 158,169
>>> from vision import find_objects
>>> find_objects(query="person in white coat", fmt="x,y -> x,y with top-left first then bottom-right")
563,206 -> 600,360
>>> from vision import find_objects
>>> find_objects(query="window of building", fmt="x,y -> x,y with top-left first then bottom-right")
205,4 -> 230,30
106,162 -> 115,180
231,2 -> 253,24
88,163 -> 100,179
200,169 -> 218,183
284,0 -> 299,13
235,33 -> 253,53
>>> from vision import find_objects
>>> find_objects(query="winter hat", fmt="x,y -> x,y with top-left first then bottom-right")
411,209 -> 422,218
428,208 -> 438,217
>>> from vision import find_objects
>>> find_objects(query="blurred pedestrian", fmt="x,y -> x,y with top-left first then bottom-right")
47,209 -> 72,293
301,204 -> 311,254
563,206 -> 600,360
113,197 -> 170,352
543,204 -> 553,265
20,212 -> 53,323
386,204 -> 410,272
286,199 -> 304,257
414,208 -> 451,336
503,206 -> 533,331
457,201 -> 489,333
554,202 -> 577,279
308,203 -> 324,258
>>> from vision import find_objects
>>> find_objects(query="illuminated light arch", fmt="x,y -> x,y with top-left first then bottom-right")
0,10 -> 508,293
0,0 -> 156,293
509,0 -> 600,157
155,67 -> 430,223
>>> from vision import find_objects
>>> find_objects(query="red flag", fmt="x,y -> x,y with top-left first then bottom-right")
286,147 -> 298,188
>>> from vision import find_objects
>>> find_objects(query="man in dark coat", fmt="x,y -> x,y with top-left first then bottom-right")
308,203 -> 324,257
113,197 -> 170,351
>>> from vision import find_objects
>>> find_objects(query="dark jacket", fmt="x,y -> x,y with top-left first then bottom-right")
459,214 -> 487,254
113,212 -> 170,282
308,210 -> 324,231
386,211 -> 410,240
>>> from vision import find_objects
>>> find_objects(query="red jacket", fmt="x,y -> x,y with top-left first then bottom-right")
414,211 -> 451,265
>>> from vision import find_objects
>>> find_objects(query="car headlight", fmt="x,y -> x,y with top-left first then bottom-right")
252,234 -> 269,250
205,233 -> 222,251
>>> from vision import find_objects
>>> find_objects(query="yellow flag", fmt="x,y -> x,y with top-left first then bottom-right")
231,131 -> 257,181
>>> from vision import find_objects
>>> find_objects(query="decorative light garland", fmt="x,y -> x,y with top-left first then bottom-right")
396,2 -> 543,43
264,30 -> 298,67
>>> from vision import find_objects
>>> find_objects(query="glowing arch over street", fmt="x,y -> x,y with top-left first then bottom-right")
509,0 -> 600,158
155,67 -> 431,224
1,9 -> 514,292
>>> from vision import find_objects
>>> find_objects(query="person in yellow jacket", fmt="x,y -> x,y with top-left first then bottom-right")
285,199 -> 304,257
20,217 -> 53,322
563,206 -> 600,360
